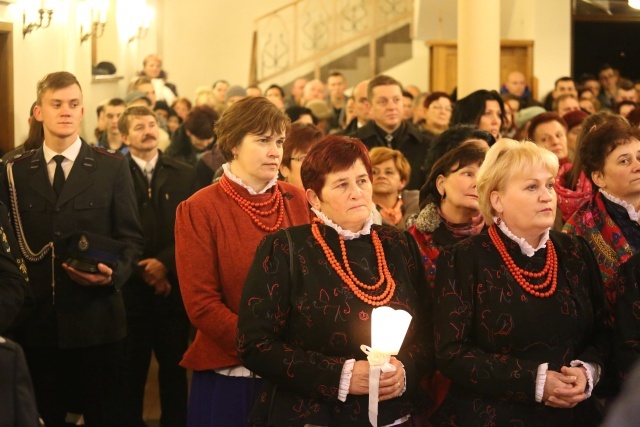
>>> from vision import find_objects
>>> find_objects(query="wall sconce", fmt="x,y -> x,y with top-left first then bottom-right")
22,0 -> 54,38
128,2 -> 154,43
79,0 -> 109,44
630,0 -> 640,10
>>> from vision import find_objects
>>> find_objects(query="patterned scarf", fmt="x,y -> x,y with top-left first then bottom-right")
439,207 -> 485,238
378,197 -> 404,225
554,162 -> 593,221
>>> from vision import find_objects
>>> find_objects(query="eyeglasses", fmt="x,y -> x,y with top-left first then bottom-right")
429,104 -> 452,112
290,155 -> 307,162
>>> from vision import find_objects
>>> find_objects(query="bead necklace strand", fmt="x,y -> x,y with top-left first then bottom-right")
311,217 -> 395,306
489,225 -> 558,298
220,174 -> 284,232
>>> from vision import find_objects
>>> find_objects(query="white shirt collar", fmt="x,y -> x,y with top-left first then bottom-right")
493,217 -> 550,257
222,162 -> 278,195
311,207 -> 373,240
599,189 -> 640,222
130,152 -> 159,172
42,137 -> 82,163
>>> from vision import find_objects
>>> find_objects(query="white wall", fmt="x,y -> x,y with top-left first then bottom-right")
0,0 -> 573,146
0,0 -> 160,146
411,0 -> 571,100
160,0 -> 291,102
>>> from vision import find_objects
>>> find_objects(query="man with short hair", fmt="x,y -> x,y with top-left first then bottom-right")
343,79 -> 370,135
118,106 -> 195,427
402,90 -> 414,121
97,98 -> 128,154
302,79 -> 326,104
285,77 -> 307,108
616,78 -> 638,104
354,75 -> 429,190
405,84 -> 420,99
598,64 -> 618,110
501,70 -> 538,108
132,76 -> 157,109
553,94 -> 580,116
3,71 -> 143,427
94,101 -> 107,141
245,85 -> 262,97
544,76 -> 578,111
326,71 -> 347,131
412,92 -> 428,126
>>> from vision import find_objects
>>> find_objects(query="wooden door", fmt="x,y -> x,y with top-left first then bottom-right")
428,40 -> 535,98
0,21 -> 14,153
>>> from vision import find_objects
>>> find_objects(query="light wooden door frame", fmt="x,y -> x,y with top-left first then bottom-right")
0,21 -> 14,153
428,40 -> 535,99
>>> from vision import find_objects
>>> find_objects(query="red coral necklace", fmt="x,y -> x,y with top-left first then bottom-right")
311,217 -> 395,306
489,225 -> 557,298
220,174 -> 284,232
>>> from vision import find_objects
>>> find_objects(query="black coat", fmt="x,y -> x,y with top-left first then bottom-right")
124,151 -> 196,314
0,200 -> 29,334
2,141 -> 144,349
0,337 -> 41,427
431,229 -> 610,426
238,224 -> 432,426
354,121 -> 430,190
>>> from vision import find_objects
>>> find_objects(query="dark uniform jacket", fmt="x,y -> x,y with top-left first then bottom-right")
0,337 -> 41,427
353,120 -> 430,190
124,152 -> 196,314
0,200 -> 29,334
2,141 -> 144,349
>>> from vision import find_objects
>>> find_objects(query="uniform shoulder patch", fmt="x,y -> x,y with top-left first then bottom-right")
7,150 -> 36,163
92,146 -> 123,159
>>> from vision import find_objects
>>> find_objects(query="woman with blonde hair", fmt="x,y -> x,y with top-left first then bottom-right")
369,147 -> 419,230
431,139 -> 609,426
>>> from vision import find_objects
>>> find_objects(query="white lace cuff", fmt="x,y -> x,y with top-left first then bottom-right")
399,361 -> 407,397
338,359 -> 355,402
535,363 -> 549,402
570,360 -> 600,397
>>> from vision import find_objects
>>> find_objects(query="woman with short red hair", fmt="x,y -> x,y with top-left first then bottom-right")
238,136 -> 431,426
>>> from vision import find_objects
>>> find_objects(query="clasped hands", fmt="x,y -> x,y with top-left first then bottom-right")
349,357 -> 405,401
542,366 -> 589,408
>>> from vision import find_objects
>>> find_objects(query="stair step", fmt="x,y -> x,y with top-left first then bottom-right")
378,42 -> 412,71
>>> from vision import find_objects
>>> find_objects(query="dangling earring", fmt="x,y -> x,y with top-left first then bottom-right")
496,215 -> 502,226
440,191 -> 446,201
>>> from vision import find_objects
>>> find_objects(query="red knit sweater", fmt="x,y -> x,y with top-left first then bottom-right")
175,178 -> 310,371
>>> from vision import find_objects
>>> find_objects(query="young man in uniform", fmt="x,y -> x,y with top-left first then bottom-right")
3,71 -> 143,427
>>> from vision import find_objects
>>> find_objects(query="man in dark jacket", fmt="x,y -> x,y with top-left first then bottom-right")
119,105 -> 196,427
352,75 -> 430,190
3,71 -> 144,427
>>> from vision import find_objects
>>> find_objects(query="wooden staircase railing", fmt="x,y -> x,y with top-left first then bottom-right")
249,0 -> 413,85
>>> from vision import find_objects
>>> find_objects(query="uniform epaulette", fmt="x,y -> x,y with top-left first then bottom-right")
7,150 -> 36,163
92,146 -> 123,159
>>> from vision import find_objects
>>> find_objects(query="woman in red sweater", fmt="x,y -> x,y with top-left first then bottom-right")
175,96 -> 310,426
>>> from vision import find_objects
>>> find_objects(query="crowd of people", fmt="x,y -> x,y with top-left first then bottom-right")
2,53 -> 640,427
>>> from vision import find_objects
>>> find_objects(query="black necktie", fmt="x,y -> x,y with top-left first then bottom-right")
52,155 -> 65,197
